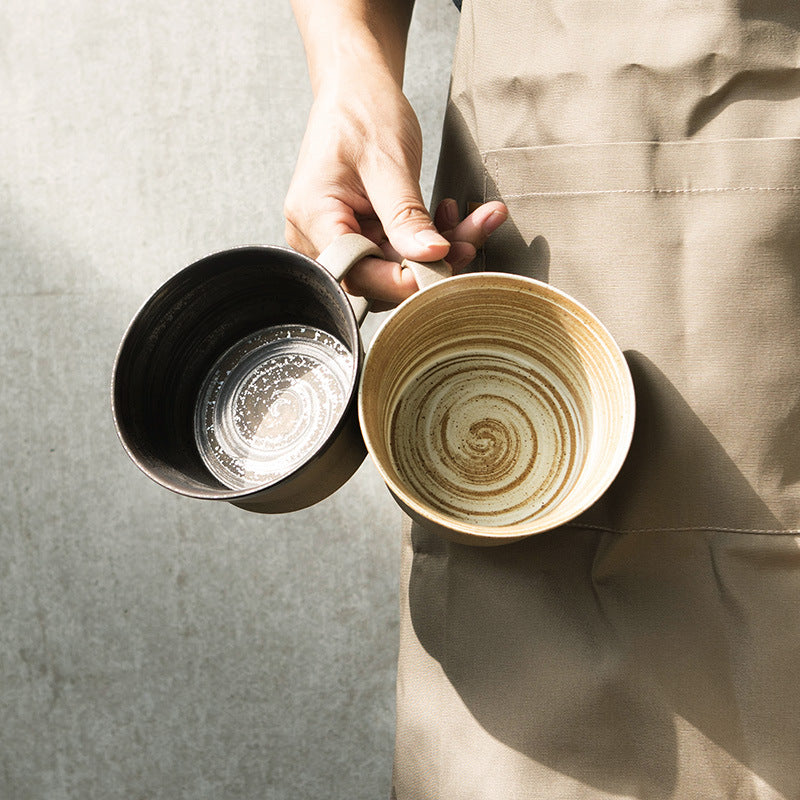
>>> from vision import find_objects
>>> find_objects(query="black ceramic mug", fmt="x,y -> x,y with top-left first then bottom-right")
111,234 -> 383,513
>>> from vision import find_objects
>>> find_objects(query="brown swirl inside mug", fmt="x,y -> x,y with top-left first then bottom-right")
388,345 -> 587,527
359,272 -> 635,544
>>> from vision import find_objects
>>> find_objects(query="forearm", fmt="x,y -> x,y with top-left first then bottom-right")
290,0 -> 415,93
285,0 -> 505,300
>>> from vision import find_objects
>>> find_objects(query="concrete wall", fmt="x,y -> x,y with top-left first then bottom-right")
0,2 -> 458,797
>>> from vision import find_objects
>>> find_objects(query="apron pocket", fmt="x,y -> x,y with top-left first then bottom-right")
481,138 -> 800,534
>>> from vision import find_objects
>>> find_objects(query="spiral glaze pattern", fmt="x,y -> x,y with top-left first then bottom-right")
389,351 -> 583,526
358,273 -> 635,542
195,325 -> 354,489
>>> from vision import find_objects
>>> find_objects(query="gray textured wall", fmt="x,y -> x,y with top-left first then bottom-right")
0,2 -> 458,798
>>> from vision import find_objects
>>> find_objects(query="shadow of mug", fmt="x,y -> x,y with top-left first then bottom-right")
405,354 -> 798,797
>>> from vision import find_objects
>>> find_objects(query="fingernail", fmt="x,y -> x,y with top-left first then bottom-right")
441,198 -> 459,229
415,229 -> 449,248
449,241 -> 477,271
483,209 -> 508,234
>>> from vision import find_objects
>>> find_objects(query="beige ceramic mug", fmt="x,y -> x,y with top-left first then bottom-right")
358,258 -> 636,546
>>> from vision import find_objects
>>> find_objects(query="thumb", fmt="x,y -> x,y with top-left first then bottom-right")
363,163 -> 450,262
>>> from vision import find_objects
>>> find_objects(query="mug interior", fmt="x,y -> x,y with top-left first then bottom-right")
359,273 -> 634,540
112,246 -> 361,499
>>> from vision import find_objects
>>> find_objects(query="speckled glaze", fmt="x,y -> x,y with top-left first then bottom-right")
359,272 -> 635,545
112,235 -> 382,514
194,325 -> 355,490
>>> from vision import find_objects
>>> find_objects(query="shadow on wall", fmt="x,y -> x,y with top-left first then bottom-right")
408,354 -> 800,797
0,187 -> 401,799
741,0 -> 800,27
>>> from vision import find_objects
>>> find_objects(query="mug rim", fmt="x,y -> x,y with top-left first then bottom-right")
111,243 -> 365,502
357,271 -> 636,541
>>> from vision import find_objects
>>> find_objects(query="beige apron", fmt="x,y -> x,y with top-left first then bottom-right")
393,2 -> 800,798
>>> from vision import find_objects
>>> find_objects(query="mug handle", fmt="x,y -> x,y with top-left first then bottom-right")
400,257 -> 451,290
317,232 -> 452,321
316,233 -> 383,323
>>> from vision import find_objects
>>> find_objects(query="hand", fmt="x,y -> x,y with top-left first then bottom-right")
285,67 -> 445,284
342,197 -> 508,309
284,66 -> 507,308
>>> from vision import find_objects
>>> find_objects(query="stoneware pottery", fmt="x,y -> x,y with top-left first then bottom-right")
112,235 -> 381,513
359,261 -> 636,546
112,232 -> 635,541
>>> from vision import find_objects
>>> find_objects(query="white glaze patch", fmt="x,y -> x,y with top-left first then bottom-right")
194,325 -> 354,489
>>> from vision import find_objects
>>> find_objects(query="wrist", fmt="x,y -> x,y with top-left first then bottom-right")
302,13 -> 409,95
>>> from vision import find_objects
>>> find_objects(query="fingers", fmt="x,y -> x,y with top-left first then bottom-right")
341,255 -> 419,305
435,198 -> 508,242
343,199 -> 510,306
447,241 -> 478,272
284,185 -> 364,258
432,198 -> 509,272
433,197 -> 461,233
361,157 -> 450,263
285,94 -> 509,306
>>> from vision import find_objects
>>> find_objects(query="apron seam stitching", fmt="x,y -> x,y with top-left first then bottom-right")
497,186 -> 800,199
567,524 -> 800,535
480,156 -> 491,270
481,135 -> 800,158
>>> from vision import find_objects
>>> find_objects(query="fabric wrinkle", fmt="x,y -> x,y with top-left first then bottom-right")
393,2 -> 800,797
